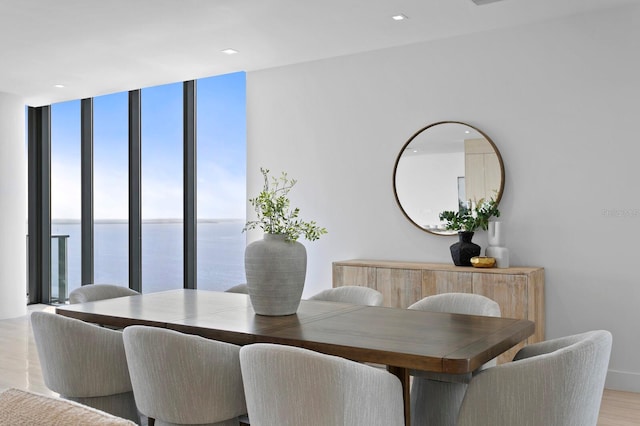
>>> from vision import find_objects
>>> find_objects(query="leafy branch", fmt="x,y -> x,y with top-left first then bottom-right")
439,198 -> 500,232
243,168 -> 327,242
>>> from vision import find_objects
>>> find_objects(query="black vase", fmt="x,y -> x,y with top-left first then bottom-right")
450,231 -> 481,266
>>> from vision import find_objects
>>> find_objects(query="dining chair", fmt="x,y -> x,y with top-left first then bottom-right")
122,325 -> 247,426
456,330 -> 612,426
69,283 -> 140,304
225,283 -> 249,294
30,311 -> 139,423
239,343 -> 404,426
408,293 -> 501,426
308,285 -> 384,306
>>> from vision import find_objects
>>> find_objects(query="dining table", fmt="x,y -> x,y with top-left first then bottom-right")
56,289 -> 534,426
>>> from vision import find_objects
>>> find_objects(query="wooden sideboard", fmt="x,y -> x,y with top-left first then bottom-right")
332,259 -> 544,363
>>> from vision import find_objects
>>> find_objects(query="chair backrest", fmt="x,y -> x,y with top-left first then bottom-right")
308,286 -> 384,306
31,311 -> 133,398
122,325 -> 247,425
239,343 -> 404,426
457,330 -> 613,426
68,284 -> 140,304
30,312 -> 138,422
225,283 -> 249,294
408,293 -> 501,317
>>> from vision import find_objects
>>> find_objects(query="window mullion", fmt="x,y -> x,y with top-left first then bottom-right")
81,98 -> 94,285
129,90 -> 142,292
184,80 -> 197,289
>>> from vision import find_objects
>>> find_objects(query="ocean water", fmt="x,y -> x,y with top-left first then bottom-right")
50,220 -> 247,299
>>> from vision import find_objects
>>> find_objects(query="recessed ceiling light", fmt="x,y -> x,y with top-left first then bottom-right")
464,130 -> 470,134
54,84 -> 65,88
221,48 -> 239,55
392,14 -> 408,21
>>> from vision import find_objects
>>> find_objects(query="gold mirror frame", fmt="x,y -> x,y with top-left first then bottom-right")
392,121 -> 505,236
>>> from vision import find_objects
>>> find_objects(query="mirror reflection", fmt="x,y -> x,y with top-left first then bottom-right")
393,121 -> 504,236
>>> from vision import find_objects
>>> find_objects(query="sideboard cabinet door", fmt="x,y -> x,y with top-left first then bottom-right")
421,270 -> 474,300
375,268 -> 422,309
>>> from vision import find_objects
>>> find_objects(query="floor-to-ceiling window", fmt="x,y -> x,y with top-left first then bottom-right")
28,72 -> 246,302
50,100 -> 81,301
141,82 -> 184,293
94,92 -> 129,286
197,73 -> 246,291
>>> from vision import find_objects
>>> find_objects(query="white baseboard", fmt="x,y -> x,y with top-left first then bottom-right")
605,369 -> 640,393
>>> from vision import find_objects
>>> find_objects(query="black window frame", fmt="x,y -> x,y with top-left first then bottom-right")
27,81 -> 203,303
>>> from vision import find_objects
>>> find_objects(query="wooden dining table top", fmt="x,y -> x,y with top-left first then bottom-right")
55,288 -> 534,374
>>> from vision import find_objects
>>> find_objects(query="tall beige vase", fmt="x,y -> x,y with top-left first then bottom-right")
244,233 -> 307,316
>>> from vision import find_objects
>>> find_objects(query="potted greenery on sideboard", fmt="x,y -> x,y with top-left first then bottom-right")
243,168 -> 327,315
439,198 -> 500,266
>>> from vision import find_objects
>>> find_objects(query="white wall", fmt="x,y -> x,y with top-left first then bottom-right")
0,92 -> 27,319
247,5 -> 640,391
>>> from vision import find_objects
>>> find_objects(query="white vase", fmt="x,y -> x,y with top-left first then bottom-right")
244,233 -> 307,316
485,221 -> 510,268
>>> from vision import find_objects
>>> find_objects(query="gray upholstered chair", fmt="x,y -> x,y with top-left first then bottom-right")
69,284 -> 140,304
408,293 -> 501,426
308,285 -> 384,306
122,325 -> 247,426
30,311 -> 139,423
225,283 -> 249,294
239,343 -> 404,426
457,330 -> 612,426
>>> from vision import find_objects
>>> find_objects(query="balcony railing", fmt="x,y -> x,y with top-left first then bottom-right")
51,234 -> 69,304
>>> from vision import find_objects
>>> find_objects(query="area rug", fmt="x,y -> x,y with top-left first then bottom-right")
0,388 -> 136,425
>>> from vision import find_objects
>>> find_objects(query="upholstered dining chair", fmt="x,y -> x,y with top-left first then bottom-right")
122,325 -> 247,426
225,283 -> 249,294
30,311 -> 139,423
308,285 -> 384,306
408,293 -> 501,426
239,343 -> 404,426
69,283 -> 140,304
456,330 -> 612,426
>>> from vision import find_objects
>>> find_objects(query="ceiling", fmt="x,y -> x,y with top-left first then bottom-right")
1,0 -> 635,106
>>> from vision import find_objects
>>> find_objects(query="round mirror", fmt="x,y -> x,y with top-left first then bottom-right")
393,121 -> 505,236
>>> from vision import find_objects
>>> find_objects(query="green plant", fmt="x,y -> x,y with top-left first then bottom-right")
439,198 -> 501,232
243,168 -> 328,242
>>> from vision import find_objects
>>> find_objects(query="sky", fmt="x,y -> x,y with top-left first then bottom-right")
50,72 -> 246,221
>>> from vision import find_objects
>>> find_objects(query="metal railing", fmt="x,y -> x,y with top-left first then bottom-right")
51,235 -> 69,304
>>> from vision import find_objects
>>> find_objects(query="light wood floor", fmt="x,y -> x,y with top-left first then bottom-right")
2,305 -> 639,425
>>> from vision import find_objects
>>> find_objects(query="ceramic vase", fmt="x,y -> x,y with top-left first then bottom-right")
485,221 -> 510,268
244,233 -> 307,316
449,231 -> 481,267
